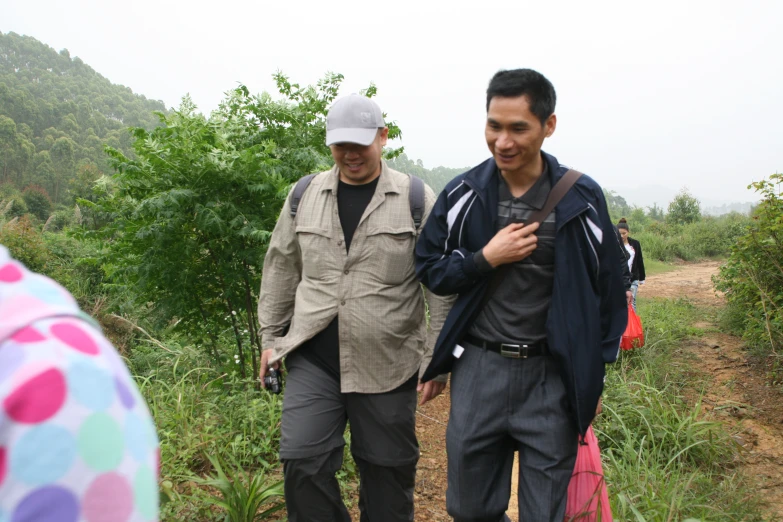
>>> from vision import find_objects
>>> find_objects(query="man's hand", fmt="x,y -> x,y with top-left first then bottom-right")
259,348 -> 280,388
482,222 -> 540,268
595,396 -> 603,416
626,291 -> 633,305
417,380 -> 446,406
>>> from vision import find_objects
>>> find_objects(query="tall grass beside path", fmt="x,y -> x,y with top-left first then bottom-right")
596,299 -> 763,521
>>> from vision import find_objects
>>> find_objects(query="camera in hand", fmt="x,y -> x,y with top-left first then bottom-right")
264,368 -> 282,394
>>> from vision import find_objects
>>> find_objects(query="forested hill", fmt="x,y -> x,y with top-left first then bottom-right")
0,31 -> 166,204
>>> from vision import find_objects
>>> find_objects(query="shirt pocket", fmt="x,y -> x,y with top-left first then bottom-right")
365,225 -> 417,285
295,225 -> 333,281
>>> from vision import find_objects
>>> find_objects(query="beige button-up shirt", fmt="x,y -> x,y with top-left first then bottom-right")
258,162 -> 454,393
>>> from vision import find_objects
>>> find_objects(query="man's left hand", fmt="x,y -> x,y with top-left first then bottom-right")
417,380 -> 446,405
595,396 -> 603,416
626,291 -> 633,305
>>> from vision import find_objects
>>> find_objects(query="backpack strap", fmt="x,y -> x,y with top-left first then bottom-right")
408,175 -> 425,231
289,174 -> 317,219
476,168 -> 583,312
291,173 -> 426,230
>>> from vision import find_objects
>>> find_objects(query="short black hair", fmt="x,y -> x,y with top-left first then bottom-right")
486,69 -> 556,125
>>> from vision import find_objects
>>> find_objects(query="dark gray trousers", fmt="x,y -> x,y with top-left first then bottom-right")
280,351 -> 419,522
446,345 -> 578,522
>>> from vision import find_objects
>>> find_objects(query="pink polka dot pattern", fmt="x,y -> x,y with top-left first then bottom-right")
82,473 -> 133,522
0,262 -> 22,282
50,322 -> 99,355
0,446 -> 6,487
3,368 -> 67,424
0,249 -> 160,520
11,326 -> 46,343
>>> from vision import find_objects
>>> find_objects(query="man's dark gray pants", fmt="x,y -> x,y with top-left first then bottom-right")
280,351 -> 419,522
447,344 -> 578,522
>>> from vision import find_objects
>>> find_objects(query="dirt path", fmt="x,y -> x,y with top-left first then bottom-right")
407,261 -> 783,520
645,261 -> 783,519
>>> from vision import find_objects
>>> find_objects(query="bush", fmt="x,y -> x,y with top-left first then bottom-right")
0,214 -> 50,272
632,214 -> 752,262
44,207 -> 75,232
2,195 -> 28,218
22,184 -> 53,221
667,189 -> 701,225
715,173 -> 783,352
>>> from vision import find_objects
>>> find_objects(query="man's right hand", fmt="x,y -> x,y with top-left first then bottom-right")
482,222 -> 540,268
259,348 -> 280,388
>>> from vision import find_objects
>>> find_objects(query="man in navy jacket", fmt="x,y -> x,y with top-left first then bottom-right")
415,69 -> 627,521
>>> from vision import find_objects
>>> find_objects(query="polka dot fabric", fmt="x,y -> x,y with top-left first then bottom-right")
0,247 -> 159,521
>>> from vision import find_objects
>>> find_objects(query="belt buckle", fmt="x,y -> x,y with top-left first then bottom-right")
500,343 -> 529,359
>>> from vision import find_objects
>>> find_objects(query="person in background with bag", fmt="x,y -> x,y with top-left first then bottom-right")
415,68 -> 627,521
257,94 -> 453,522
614,225 -> 634,306
617,218 -> 646,310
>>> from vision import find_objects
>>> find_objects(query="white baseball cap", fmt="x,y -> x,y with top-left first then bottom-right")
325,94 -> 385,146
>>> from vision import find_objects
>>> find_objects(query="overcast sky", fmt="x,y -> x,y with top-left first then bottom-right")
3,0 -> 781,206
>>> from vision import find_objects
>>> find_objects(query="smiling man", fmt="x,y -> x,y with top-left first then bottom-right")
415,69 -> 627,521
257,94 -> 452,521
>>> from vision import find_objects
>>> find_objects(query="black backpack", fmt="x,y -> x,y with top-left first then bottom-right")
289,173 -> 426,230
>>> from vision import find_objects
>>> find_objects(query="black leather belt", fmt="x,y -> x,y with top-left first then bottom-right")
463,334 -> 550,359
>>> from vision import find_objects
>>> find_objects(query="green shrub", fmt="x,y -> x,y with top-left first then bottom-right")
0,214 -> 50,272
2,195 -> 28,218
22,184 -> 53,221
715,173 -> 783,352
194,454 -> 285,522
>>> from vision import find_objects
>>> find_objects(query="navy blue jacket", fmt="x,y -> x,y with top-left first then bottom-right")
415,152 -> 628,435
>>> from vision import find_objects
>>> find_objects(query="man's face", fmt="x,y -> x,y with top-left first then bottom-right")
619,229 -> 629,242
485,95 -> 556,176
330,127 -> 389,185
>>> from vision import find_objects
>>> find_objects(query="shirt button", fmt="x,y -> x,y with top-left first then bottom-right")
337,240 -> 343,246
341,300 -> 346,306
344,270 -> 349,275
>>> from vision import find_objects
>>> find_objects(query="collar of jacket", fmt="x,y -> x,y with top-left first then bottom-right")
462,151 -> 590,231
320,160 -> 401,196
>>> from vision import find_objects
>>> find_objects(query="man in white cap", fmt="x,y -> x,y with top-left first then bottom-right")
257,94 -> 453,521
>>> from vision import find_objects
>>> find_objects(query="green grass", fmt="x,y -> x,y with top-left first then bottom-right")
645,259 -> 680,276
597,298 -> 764,521
126,298 -> 765,520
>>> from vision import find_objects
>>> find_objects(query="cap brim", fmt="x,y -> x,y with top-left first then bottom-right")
326,128 -> 377,147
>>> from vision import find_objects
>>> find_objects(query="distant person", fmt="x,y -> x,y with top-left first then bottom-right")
617,217 -> 646,310
415,68 -> 627,521
0,245 -> 160,521
257,94 -> 452,522
614,225 -> 634,306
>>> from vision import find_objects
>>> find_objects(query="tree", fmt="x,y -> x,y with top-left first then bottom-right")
49,136 -> 75,203
647,203 -> 665,222
667,189 -> 701,225
89,73 -> 393,381
603,189 -> 632,222
22,184 -> 52,221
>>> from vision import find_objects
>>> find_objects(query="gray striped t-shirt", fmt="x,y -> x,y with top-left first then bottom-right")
468,165 -> 556,344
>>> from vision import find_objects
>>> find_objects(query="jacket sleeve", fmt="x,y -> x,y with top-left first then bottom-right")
594,192 -> 629,363
635,239 -> 646,282
614,226 -> 632,290
415,185 -> 486,296
417,185 -> 457,382
258,192 -> 302,349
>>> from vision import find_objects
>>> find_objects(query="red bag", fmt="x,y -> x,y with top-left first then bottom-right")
565,426 -> 613,521
620,304 -> 644,350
